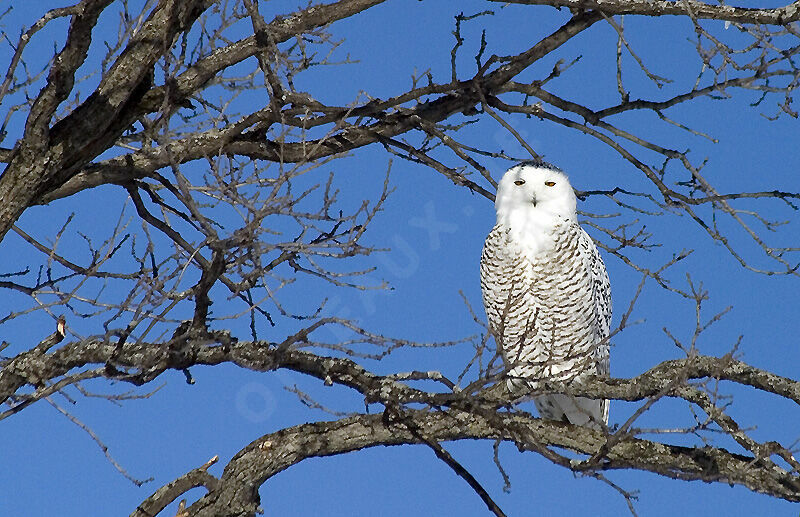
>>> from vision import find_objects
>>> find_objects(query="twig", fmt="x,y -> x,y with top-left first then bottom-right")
391,407 -> 509,517
47,396 -> 153,486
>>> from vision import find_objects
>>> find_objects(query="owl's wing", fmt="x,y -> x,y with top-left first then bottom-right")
574,225 -> 611,425
577,225 -> 611,376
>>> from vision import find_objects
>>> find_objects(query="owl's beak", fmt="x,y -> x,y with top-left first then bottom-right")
531,195 -> 537,207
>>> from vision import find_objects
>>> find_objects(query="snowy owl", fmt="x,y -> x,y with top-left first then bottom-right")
480,160 -> 611,428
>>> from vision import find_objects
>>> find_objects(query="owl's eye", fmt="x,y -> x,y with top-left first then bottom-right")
514,180 -> 525,186
544,181 -> 556,187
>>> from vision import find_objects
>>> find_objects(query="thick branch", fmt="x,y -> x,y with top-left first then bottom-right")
0,0 -> 212,241
0,0 -> 113,241
2,337 -> 799,413
180,409 -> 799,516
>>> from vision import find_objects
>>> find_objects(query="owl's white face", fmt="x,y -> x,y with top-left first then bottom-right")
495,163 -> 577,223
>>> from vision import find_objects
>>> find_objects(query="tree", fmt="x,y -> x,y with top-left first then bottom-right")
2,1 -> 799,515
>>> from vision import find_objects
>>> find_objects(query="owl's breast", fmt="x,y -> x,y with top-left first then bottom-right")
480,222 -> 601,382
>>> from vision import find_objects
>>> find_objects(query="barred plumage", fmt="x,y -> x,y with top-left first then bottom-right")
480,161 -> 611,428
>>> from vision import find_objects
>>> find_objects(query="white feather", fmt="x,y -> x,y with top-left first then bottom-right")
495,164 -> 576,256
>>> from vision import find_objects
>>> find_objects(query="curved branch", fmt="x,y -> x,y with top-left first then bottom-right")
179,408 -> 800,516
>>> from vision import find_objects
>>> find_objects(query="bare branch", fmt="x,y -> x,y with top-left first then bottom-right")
488,0 -> 800,24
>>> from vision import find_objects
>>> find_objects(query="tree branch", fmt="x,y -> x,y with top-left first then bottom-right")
488,0 -> 800,24
176,408 -> 800,516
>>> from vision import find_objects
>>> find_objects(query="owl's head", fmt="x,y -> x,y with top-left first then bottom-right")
495,161 -> 577,224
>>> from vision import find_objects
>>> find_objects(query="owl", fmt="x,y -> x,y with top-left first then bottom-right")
480,160 -> 611,428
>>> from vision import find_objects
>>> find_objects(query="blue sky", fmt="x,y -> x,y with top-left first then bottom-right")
2,1 -> 800,515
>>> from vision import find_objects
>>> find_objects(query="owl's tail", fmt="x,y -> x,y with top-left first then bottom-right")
533,394 -> 608,429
